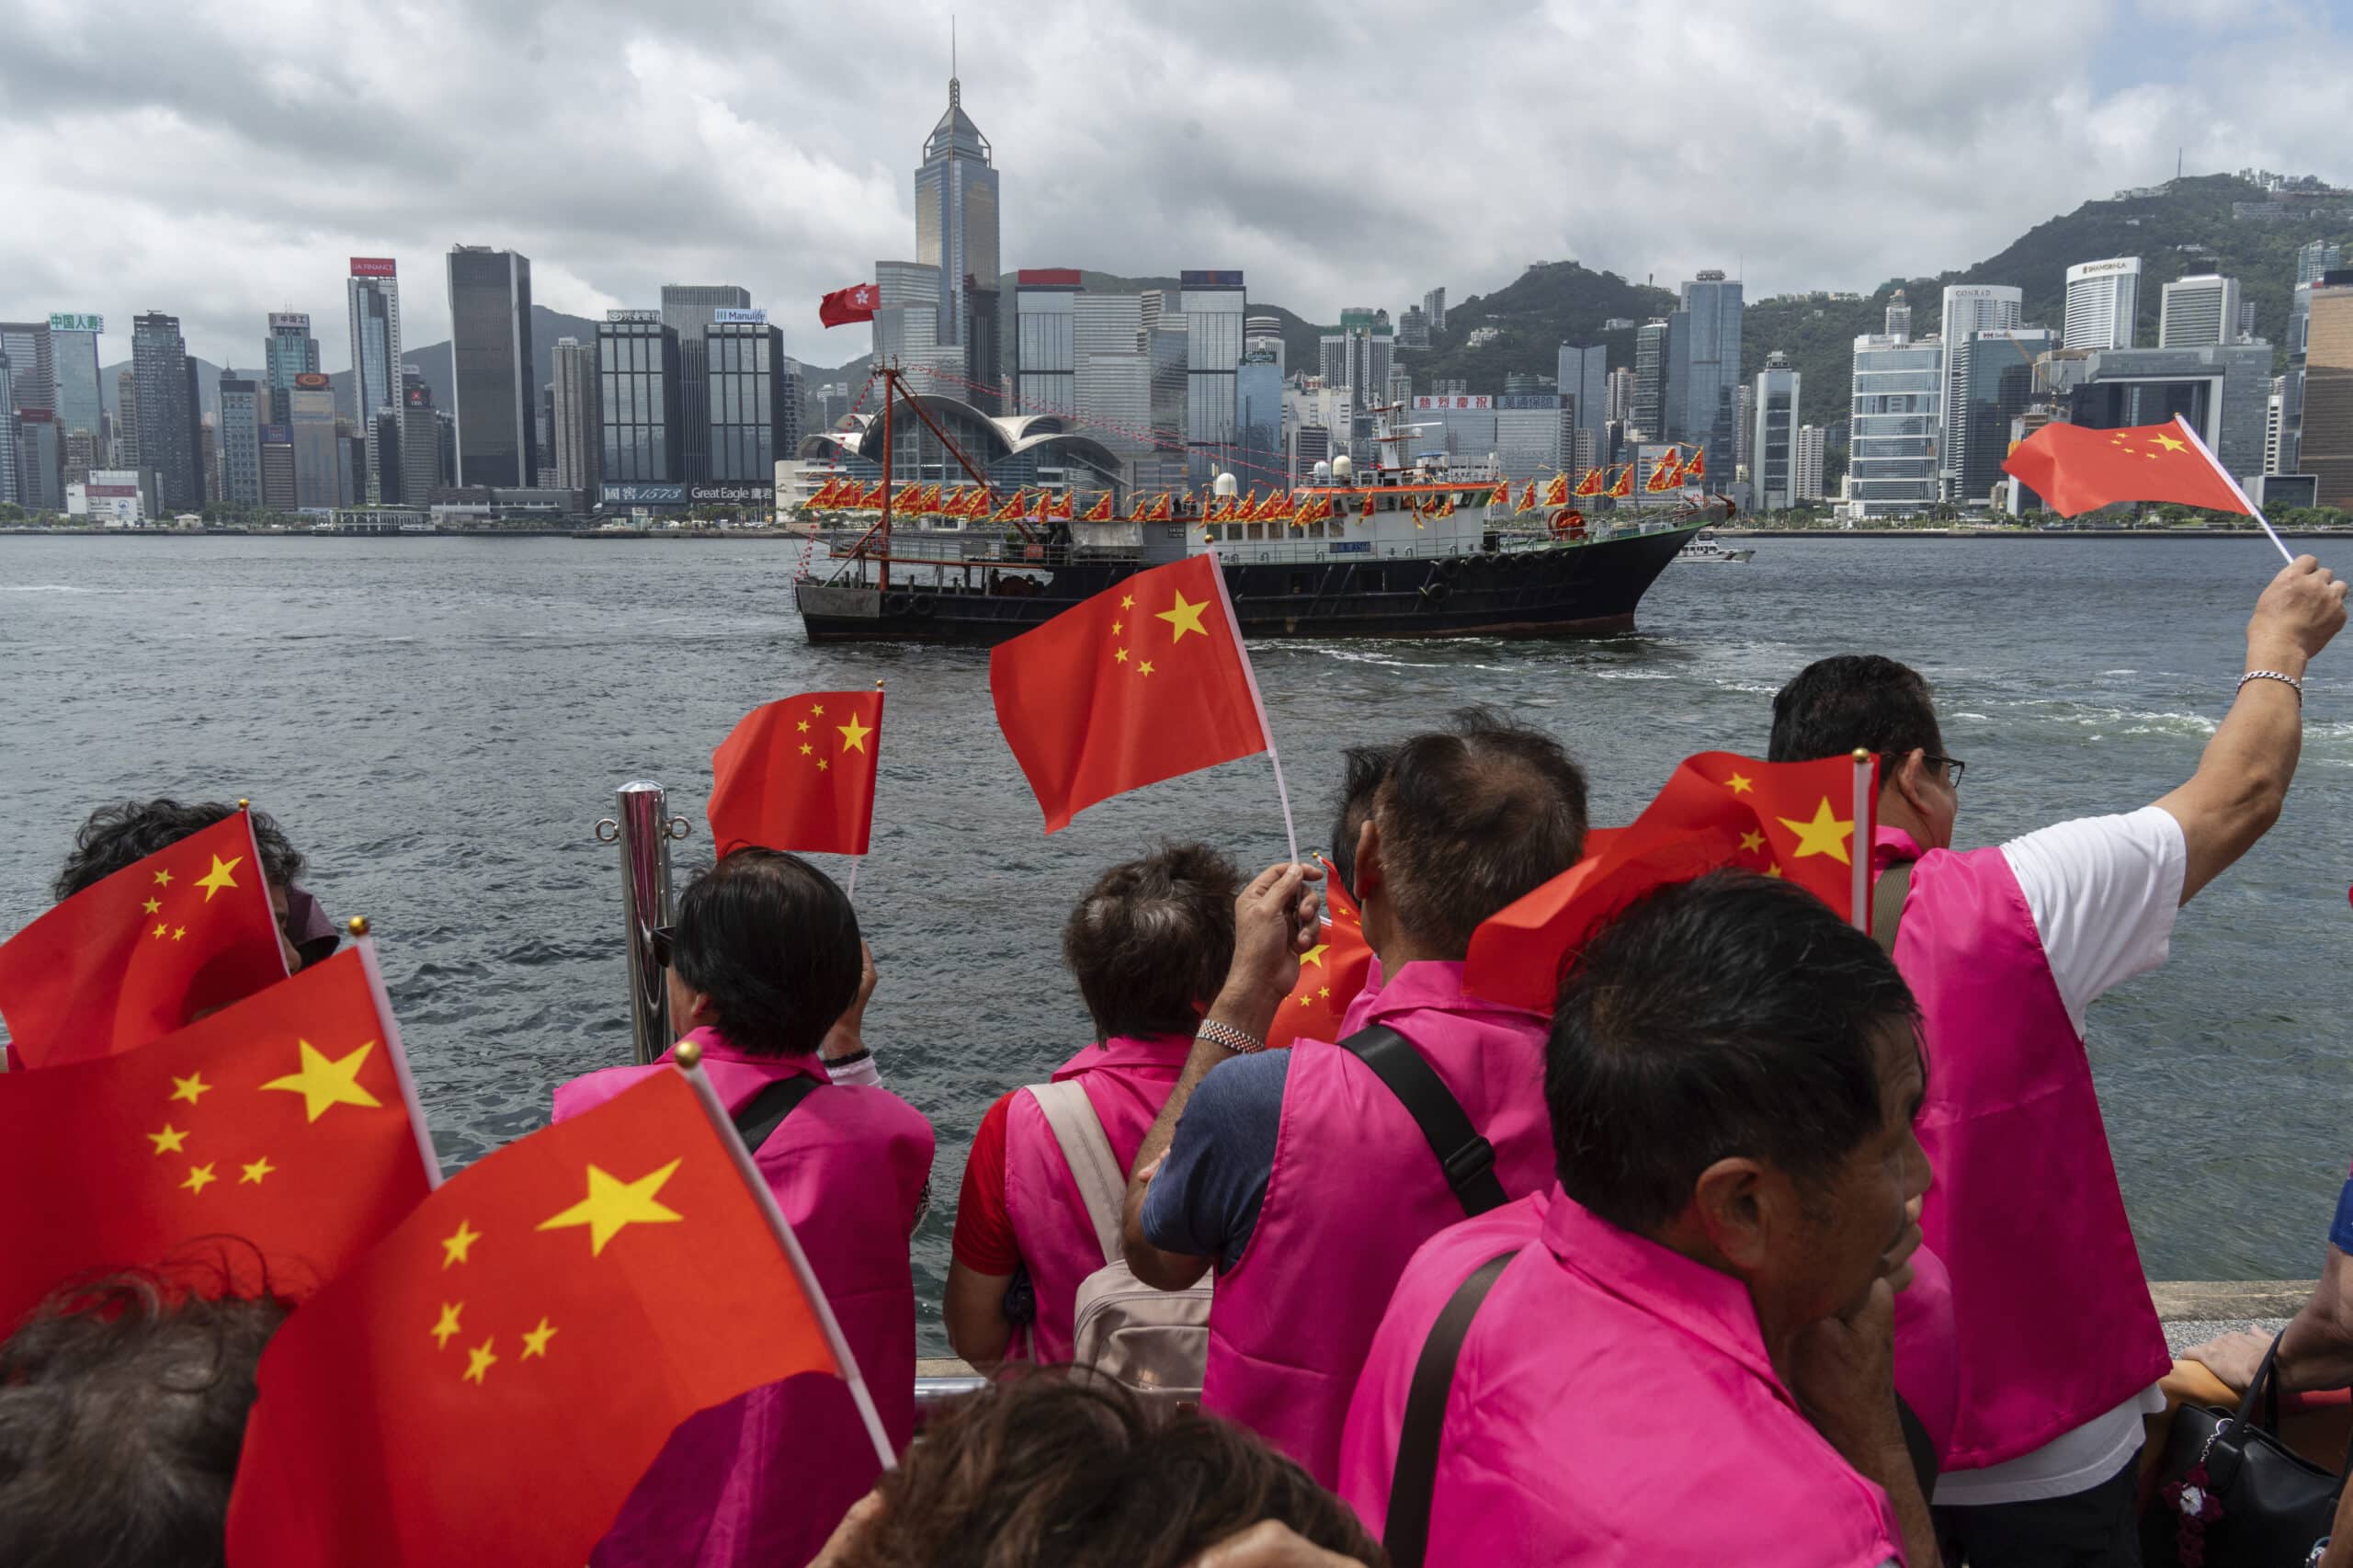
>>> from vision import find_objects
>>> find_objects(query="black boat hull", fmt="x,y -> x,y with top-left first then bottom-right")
796,519 -> 1704,646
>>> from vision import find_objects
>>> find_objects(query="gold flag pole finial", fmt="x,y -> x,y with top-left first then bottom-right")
346,915 -> 370,937
1852,747 -> 1870,765
237,798 -> 250,809
675,1038 -> 703,1070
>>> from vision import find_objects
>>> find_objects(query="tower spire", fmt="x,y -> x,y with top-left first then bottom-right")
950,15 -> 959,105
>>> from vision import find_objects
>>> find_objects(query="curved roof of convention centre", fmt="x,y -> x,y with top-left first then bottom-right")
794,393 -> 1125,473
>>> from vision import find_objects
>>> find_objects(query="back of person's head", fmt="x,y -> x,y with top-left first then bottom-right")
1062,843 -> 1241,1040
825,1373 -> 1385,1568
671,848 -> 861,1058
1767,655 -> 1943,767
0,1274 -> 289,1568
1372,708 -> 1586,956
1546,871 -> 1917,1233
1325,744 -> 1395,898
54,800 -> 306,903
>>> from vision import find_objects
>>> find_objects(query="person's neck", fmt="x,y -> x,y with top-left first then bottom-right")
1876,790 -> 1934,849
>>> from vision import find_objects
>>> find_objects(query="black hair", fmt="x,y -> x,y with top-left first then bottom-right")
1546,871 -> 1918,1233
54,801 -> 307,903
1061,843 -> 1241,1040
0,1272 -> 290,1568
1325,744 -> 1395,899
1767,656 -> 1944,770
670,848 -> 862,1058
1372,707 -> 1586,957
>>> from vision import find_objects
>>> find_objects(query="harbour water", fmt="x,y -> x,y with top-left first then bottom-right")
4,533 -> 2348,1350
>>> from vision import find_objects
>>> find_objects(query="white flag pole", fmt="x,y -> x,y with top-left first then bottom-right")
675,1049 -> 898,1473
1204,546 -> 1302,867
1849,750 -> 1873,932
2175,414 -> 2295,565
845,679 -> 882,906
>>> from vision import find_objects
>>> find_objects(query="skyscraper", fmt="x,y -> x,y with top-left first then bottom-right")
1016,270 -> 1080,415
217,376 -> 262,507
914,71 -> 999,366
2298,241 -> 2343,287
704,318 -> 797,486
1320,310 -> 1393,400
264,313 -> 320,426
114,369 -> 139,472
1936,286 -> 2023,499
1794,424 -> 1827,503
1847,332 -> 1941,517
401,369 -> 444,505
1245,315 -> 1284,378
47,313 -> 103,481
347,258 -> 404,502
288,372 -> 339,509
2304,277 -> 2353,508
2063,257 -> 2142,350
2159,272 -> 2243,348
1424,288 -> 1447,333
596,311 -> 681,485
1556,344 -> 1608,439
131,312 -> 202,511
550,337 -> 599,494
1180,270 -> 1246,483
259,424 -> 296,510
0,321 -> 54,415
1665,270 -> 1743,483
1235,351 -> 1283,494
1883,291 -> 1913,339
1751,351 -> 1800,511
446,245 -> 537,487
660,284 -> 751,483
1631,320 -> 1669,440
1952,328 -> 2054,504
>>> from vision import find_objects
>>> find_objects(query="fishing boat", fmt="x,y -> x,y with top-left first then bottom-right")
790,368 -> 1728,646
1675,531 -> 1755,563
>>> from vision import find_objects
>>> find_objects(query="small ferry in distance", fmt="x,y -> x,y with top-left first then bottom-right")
1675,531 -> 1755,564
790,369 -> 1728,645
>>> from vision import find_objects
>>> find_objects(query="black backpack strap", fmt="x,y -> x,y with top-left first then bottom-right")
1385,1248 -> 1516,1568
731,1074 -> 824,1154
1336,1025 -> 1508,1217
1870,858 -> 1915,958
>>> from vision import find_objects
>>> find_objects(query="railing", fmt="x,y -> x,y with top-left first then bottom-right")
594,780 -> 692,1065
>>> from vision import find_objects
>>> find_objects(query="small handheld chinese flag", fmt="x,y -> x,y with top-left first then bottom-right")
708,689 -> 884,857
0,809 -> 289,1068
990,554 -> 1270,833
1266,858 -> 1377,1050
818,283 -> 880,327
2003,416 -> 2253,517
1466,752 -> 1873,1012
225,1064 -> 875,1568
0,943 -> 436,1331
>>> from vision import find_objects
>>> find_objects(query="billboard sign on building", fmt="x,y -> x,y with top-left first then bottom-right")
1495,394 -> 1562,410
48,312 -> 103,334
1412,395 -> 1494,411
710,308 -> 767,324
349,257 -> 398,278
1180,270 -> 1245,289
606,309 -> 660,324
1017,268 -> 1083,287
687,483 -> 773,505
293,372 -> 330,390
601,482 -> 688,506
268,312 -> 310,331
260,425 -> 292,444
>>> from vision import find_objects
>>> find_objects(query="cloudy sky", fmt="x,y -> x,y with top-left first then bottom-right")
2,0 -> 2347,374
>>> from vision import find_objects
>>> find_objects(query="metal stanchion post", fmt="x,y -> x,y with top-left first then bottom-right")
595,779 -> 691,1064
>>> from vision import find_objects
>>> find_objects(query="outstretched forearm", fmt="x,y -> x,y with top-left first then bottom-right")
2155,644 -> 2302,903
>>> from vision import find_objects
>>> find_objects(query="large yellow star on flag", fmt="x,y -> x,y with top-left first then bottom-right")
536,1158 -> 685,1256
2153,431 -> 2188,452
1157,591 -> 1210,642
837,713 -> 872,753
193,854 -> 244,902
261,1040 -> 384,1122
1777,798 -> 1857,864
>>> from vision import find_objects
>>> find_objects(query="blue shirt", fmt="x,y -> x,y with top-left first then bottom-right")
1138,1050 -> 1291,1271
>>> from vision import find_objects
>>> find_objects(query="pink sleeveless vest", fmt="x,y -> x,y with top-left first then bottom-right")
1878,827 -> 2169,1470
552,1029 -> 936,1568
1200,961 -> 1554,1488
1339,1186 -> 1904,1567
1893,1243 -> 1960,1466
1000,1032 -> 1195,1364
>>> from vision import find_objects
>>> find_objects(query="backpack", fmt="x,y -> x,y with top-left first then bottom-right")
1023,1080 -> 1211,1409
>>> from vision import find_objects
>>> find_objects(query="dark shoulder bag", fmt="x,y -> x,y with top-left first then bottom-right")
2143,1332 -> 2350,1567
1336,1025 -> 1509,1218
730,1074 -> 823,1153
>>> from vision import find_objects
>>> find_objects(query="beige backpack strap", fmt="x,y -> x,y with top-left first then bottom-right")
1025,1082 -> 1126,1267
1871,859 -> 1915,958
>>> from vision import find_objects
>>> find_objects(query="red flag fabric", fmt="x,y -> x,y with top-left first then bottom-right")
1574,467 -> 1605,497
989,553 -> 1269,833
0,943 -> 435,1329
1684,446 -> 1707,481
1083,490 -> 1114,522
2001,417 -> 2253,517
818,283 -> 880,327
708,689 -> 884,857
1465,752 -> 1873,1012
1543,473 -> 1571,507
1266,859 -> 1376,1050
224,1066 -> 856,1568
1646,452 -> 1684,492
0,809 -> 289,1068
1608,464 -> 1633,498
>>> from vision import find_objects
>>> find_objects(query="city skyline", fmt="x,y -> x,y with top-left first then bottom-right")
4,1 -> 2350,373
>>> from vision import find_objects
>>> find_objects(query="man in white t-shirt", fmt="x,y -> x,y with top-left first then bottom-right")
1768,553 -> 2347,1566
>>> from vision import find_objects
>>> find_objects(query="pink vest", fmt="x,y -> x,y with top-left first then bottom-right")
1201,960 -> 1554,1488
1339,1187 -> 1904,1567
1893,1244 -> 1960,1467
1001,1032 -> 1195,1364
1879,827 -> 2169,1469
552,1030 -> 936,1568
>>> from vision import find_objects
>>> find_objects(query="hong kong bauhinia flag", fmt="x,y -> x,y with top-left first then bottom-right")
0,808 -> 290,1067
990,553 -> 1271,832
2003,415 -> 2255,517
818,283 -> 881,327
707,689 -> 884,857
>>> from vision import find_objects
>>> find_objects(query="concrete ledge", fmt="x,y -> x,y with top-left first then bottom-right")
2150,1280 -> 2316,1321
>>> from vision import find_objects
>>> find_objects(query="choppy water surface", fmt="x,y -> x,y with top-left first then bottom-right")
4,533 -> 2349,1348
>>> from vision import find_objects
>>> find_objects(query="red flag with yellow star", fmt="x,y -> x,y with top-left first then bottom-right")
0,809 -> 290,1069
0,941 -> 436,1329
989,553 -> 1270,833
707,689 -> 884,858
223,1062 -> 876,1568
2001,415 -> 2254,517
1464,752 -> 1874,1012
1266,858 -> 1376,1050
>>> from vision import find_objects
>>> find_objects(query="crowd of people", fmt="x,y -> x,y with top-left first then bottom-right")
3,553 -> 2350,1568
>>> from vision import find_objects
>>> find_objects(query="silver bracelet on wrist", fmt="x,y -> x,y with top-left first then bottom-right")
1197,1019 -> 1267,1055
2240,668 -> 2303,704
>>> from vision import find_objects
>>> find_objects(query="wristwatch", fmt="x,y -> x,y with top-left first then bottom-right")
1197,1019 -> 1267,1054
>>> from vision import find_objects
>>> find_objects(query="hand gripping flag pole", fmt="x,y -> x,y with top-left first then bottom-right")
673,1040 -> 897,1474
1205,546 -> 1302,867
2172,414 -> 2296,566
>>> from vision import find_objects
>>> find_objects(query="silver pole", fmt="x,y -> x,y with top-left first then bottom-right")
597,779 -> 688,1064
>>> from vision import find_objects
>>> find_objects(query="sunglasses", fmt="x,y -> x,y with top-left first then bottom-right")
651,925 -> 675,969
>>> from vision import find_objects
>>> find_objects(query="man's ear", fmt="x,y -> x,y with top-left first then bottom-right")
1886,748 -> 1933,821
1690,1156 -> 1771,1272
1353,818 -> 1384,903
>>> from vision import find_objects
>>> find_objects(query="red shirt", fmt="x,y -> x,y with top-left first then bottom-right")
950,1091 -> 1021,1274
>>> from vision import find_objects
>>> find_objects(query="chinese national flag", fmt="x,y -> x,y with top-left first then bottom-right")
0,943 -> 435,1330
990,553 -> 1269,833
224,1067 -> 861,1568
1608,464 -> 1634,498
1084,490 -> 1114,522
1267,858 -> 1377,1050
1575,467 -> 1605,497
708,689 -> 883,858
0,809 -> 289,1069
818,283 -> 880,326
1465,753 -> 1872,1012
1684,446 -> 1707,482
2002,416 -> 2253,517
1543,473 -> 1571,507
